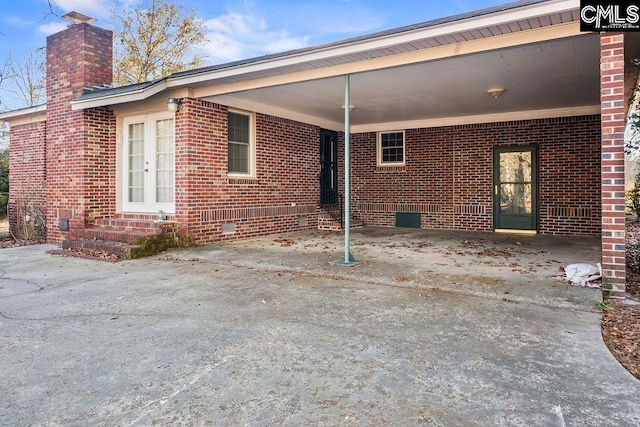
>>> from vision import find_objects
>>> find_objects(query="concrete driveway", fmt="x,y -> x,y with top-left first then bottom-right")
1,232 -> 639,426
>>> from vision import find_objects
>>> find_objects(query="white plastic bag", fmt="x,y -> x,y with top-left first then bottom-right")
564,263 -> 602,284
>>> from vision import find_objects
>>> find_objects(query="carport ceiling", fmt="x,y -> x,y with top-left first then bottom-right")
208,33 -> 600,129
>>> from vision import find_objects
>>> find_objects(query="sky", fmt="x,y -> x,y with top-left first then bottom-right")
0,0 -> 508,110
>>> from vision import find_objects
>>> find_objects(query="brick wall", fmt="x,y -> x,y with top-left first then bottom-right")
350,115 -> 601,236
174,98 -> 320,244
600,33 -> 626,297
8,121 -> 47,238
45,23 -> 114,242
84,107 -> 117,226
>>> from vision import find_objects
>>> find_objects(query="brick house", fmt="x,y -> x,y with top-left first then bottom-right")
1,0 -> 637,297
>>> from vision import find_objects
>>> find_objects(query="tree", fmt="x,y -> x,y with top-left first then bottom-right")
5,49 -> 45,108
0,57 -> 14,112
626,68 -> 640,158
111,0 -> 208,86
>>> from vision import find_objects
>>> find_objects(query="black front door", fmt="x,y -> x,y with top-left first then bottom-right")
320,129 -> 338,204
493,146 -> 538,231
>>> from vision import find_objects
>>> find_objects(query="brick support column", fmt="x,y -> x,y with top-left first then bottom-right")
600,33 -> 626,298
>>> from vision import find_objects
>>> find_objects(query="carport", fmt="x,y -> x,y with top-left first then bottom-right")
169,226 -> 603,310
5,0 -> 635,297
173,1 -> 620,295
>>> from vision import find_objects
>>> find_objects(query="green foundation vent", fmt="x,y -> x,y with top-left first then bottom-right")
395,212 -> 421,228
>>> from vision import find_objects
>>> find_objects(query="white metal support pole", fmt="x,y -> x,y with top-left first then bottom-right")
331,74 -> 360,266
344,74 -> 351,263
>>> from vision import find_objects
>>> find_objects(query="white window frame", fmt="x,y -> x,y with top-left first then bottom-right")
377,130 -> 406,167
227,109 -> 256,178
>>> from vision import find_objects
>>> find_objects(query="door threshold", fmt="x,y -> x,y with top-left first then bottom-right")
494,229 -> 537,235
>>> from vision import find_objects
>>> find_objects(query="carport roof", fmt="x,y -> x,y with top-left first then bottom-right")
73,0 -> 553,103
1,0 -> 598,133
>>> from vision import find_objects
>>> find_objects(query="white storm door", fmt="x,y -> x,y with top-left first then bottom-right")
122,114 -> 175,214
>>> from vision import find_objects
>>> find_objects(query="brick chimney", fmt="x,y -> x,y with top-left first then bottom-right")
45,22 -> 115,241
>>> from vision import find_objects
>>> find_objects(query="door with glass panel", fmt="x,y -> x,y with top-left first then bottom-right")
122,114 -> 175,214
493,146 -> 537,231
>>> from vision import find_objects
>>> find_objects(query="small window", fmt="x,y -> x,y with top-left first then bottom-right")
228,111 -> 253,175
378,131 -> 405,166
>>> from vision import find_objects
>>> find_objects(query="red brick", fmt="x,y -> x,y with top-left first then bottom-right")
350,116 -> 601,236
600,32 -> 626,294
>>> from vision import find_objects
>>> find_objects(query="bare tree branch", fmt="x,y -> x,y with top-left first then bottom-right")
0,56 -> 16,112
111,0 -> 209,86
6,49 -> 46,108
44,0 -> 62,20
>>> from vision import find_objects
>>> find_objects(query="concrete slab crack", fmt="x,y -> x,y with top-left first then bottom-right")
0,311 -> 176,321
126,357 -> 232,426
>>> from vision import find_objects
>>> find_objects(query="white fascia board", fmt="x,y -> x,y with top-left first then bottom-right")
70,79 -> 168,111
0,105 -> 47,125
351,105 -> 600,133
168,0 -> 579,89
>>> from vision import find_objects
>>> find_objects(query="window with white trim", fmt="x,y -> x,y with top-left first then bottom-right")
228,111 -> 254,176
378,131 -> 405,166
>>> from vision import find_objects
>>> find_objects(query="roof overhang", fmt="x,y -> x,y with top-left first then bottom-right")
69,0 -> 586,111
0,105 -> 46,125
6,1 -> 601,133
71,80 -> 168,112
161,0 -> 580,92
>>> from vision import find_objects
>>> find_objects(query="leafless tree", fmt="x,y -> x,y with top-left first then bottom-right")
1,49 -> 46,108
111,0 -> 208,86
0,58 -> 14,112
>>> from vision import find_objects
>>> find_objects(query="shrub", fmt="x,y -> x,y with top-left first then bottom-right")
628,172 -> 640,217
0,148 -> 8,217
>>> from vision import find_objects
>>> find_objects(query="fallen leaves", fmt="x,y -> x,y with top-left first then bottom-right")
273,238 -> 295,247
0,238 -> 44,249
600,217 -> 640,380
601,302 -> 640,380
